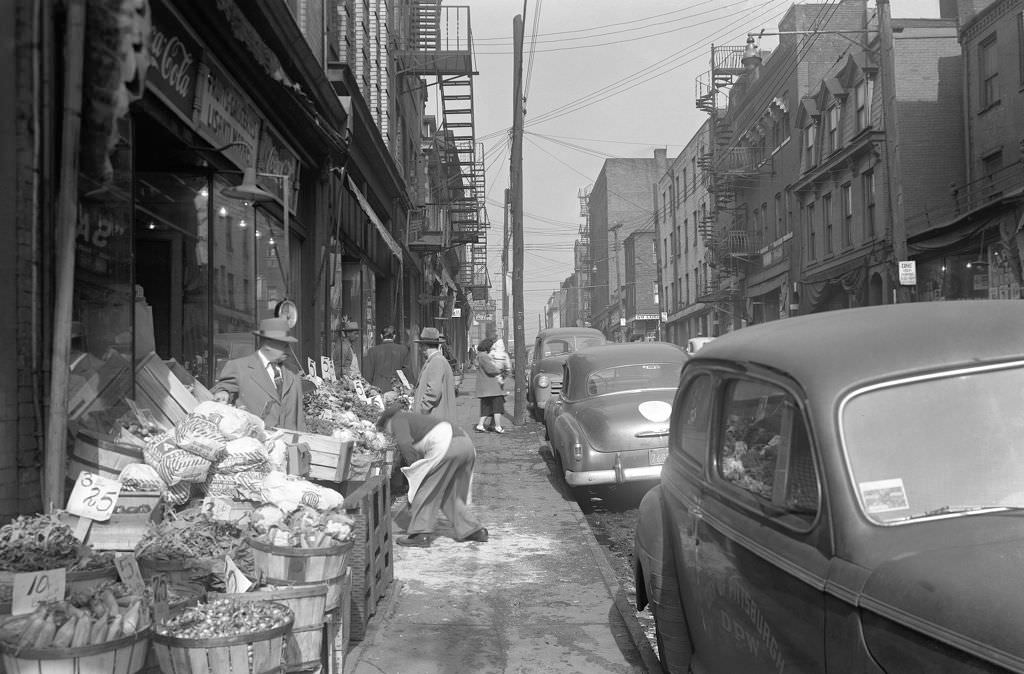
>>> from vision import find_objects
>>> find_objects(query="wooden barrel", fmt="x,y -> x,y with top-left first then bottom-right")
0,627 -> 150,674
210,586 -> 327,672
246,539 -> 352,586
150,603 -> 293,674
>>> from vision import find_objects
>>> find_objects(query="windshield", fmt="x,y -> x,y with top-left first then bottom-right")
586,362 -> 681,397
542,335 -> 605,357
841,362 -> 1024,524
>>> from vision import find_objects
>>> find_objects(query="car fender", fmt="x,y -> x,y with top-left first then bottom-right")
635,485 -> 693,673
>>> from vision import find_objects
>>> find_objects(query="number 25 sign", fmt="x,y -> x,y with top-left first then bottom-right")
66,471 -> 122,521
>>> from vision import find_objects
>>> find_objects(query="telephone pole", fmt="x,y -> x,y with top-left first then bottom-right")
502,188 -> 510,344
611,222 -> 624,342
511,13 -> 526,423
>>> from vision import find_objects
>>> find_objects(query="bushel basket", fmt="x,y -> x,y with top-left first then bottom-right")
0,626 -> 150,674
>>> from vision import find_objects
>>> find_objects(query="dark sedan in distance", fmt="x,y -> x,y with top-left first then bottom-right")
634,301 -> 1024,673
545,342 -> 687,492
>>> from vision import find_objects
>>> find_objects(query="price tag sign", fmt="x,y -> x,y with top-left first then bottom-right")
320,357 -> 336,382
114,553 -> 145,594
306,358 -> 318,377
12,568 -> 66,615
66,471 -> 121,521
202,496 -> 233,522
223,556 -> 252,594
353,380 -> 367,400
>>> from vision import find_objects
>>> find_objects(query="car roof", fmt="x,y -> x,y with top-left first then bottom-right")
567,342 -> 687,372
694,301 -> 1024,393
536,327 -> 605,340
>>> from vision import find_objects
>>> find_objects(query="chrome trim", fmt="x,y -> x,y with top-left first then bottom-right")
565,465 -> 663,486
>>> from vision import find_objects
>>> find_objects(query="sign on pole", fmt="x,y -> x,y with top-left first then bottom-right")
898,260 -> 917,286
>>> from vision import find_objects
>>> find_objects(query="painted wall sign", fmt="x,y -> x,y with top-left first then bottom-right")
146,0 -> 202,123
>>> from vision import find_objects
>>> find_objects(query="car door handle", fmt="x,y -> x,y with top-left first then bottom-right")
635,429 -> 669,437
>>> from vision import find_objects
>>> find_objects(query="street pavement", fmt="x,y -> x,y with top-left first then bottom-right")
345,373 -> 661,673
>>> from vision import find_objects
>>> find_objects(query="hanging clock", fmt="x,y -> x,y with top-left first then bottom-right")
275,299 -> 298,328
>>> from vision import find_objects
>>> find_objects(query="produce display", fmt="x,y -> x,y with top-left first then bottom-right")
154,599 -> 291,640
302,376 -> 398,466
0,583 -> 147,651
0,513 -> 114,573
248,504 -> 354,548
134,507 -> 254,579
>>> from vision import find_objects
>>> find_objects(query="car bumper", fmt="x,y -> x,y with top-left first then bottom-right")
565,464 -> 662,486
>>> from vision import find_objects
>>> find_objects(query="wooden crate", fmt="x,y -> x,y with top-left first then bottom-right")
273,430 -> 353,482
342,475 -> 393,642
324,569 -> 352,674
84,491 -> 164,551
134,351 -> 199,429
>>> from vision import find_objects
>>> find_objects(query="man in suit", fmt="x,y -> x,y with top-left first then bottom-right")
362,325 -> 416,391
412,327 -> 456,423
210,317 -> 306,430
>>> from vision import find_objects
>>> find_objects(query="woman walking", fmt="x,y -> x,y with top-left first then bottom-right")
473,338 -> 508,433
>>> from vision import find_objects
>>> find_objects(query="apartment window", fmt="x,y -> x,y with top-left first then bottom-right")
862,169 -> 876,239
682,169 -> 688,199
669,232 -> 676,260
760,203 -> 769,242
806,203 -> 816,262
692,156 -> 698,192
827,105 -> 840,154
685,273 -> 690,305
855,79 -> 873,131
979,34 -> 999,109
695,207 -> 701,245
982,150 -> 1004,200
663,191 -> 669,220
780,110 -> 791,144
676,175 -> 682,204
664,240 -> 669,264
841,183 -> 853,247
823,194 -> 833,254
804,122 -> 816,166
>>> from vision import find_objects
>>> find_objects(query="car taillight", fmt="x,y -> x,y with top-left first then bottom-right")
537,374 -> 550,388
573,442 -> 582,461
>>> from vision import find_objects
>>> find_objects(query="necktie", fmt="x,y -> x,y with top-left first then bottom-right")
271,363 -> 283,394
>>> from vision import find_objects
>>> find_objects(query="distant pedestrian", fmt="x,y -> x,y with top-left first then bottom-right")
362,325 -> 416,391
412,327 -> 456,422
335,321 -> 361,378
473,338 -> 508,434
378,406 -> 487,547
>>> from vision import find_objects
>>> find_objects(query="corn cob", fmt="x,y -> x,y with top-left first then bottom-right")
71,614 -> 91,647
16,607 -> 48,649
32,614 -> 57,649
88,615 -> 108,645
52,616 -> 77,648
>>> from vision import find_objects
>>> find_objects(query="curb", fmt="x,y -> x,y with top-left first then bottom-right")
565,490 -> 665,674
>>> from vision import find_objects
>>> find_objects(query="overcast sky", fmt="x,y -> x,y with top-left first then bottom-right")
432,0 -> 939,347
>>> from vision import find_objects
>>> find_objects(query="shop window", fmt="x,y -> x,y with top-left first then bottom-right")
134,173 -> 213,385
823,193 -> 833,254
841,183 -> 853,247
716,378 -> 819,524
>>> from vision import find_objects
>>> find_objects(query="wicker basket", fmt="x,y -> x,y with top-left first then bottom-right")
150,602 -> 293,674
0,627 -> 150,674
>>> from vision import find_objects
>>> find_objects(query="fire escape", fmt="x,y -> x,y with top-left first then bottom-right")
396,1 -> 489,300
576,186 -> 593,325
694,39 -> 766,306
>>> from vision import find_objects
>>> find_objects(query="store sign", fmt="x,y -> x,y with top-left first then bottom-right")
147,0 -> 201,123
898,260 -> 917,286
633,314 -> 659,321
257,124 -> 300,209
194,58 -> 261,169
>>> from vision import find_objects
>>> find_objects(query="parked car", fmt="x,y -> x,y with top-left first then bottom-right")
685,336 -> 714,355
527,327 -> 606,420
635,301 -> 1024,673
545,342 -> 687,492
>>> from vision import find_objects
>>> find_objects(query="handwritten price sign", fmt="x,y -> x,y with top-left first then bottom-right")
114,553 -> 145,594
66,471 -> 121,522
12,568 -> 66,615
223,556 -> 252,594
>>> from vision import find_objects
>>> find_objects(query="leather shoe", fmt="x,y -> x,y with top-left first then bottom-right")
474,425 -> 487,433
397,534 -> 432,547
461,528 -> 488,543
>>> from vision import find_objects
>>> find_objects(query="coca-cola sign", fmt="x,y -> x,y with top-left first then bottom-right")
146,0 -> 201,122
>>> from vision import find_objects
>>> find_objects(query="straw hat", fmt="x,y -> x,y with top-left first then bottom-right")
252,317 -> 297,343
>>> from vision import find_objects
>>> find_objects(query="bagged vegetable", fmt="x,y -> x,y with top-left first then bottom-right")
191,401 -> 265,441
174,414 -> 227,462
259,471 -> 344,513
152,448 -> 212,486
118,463 -> 166,492
216,437 -> 269,474
204,470 -> 267,502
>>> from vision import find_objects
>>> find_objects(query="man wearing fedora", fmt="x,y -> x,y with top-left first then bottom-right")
336,320 -> 361,378
210,317 -> 306,430
412,327 -> 456,422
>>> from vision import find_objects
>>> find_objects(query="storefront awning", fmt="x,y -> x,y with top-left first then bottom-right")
347,176 -> 402,260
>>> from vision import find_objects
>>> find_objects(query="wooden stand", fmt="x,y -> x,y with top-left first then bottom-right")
341,475 -> 393,642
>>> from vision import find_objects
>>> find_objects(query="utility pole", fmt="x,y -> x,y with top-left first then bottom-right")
877,0 -> 910,302
502,188 -> 510,345
511,13 -> 526,423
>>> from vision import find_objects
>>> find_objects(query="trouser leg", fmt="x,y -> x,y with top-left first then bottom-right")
439,436 -> 482,539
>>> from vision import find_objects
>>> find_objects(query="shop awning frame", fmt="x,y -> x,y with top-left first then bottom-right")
346,175 -> 403,260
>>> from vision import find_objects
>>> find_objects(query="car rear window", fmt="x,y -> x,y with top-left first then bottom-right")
585,362 -> 681,396
541,335 -> 604,357
841,362 -> 1024,525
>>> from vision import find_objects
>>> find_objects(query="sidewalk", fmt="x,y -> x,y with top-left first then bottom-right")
345,376 -> 661,673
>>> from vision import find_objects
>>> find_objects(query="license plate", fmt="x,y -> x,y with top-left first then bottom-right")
649,448 -> 668,465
